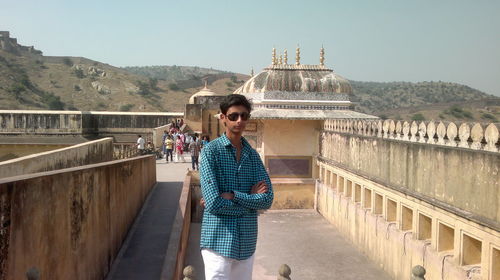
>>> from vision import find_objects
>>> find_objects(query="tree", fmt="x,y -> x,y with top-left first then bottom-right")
411,113 -> 425,121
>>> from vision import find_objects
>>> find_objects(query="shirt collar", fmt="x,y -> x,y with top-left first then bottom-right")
221,133 -> 251,149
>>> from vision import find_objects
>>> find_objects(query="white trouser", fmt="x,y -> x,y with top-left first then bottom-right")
201,249 -> 254,280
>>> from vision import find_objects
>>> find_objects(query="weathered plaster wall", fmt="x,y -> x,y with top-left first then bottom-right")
271,179 -> 315,209
0,155 -> 156,280
0,138 -> 113,179
0,110 -> 83,135
0,110 -> 182,141
262,119 -> 320,157
321,131 -> 500,228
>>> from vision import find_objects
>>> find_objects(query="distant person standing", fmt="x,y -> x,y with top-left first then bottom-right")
162,130 -> 169,156
201,135 -> 209,148
175,136 -> 185,162
136,135 -> 145,155
188,136 -> 201,170
164,135 -> 174,162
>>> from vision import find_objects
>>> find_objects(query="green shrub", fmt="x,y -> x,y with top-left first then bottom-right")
42,92 -> 65,110
120,104 -> 134,111
481,113 -> 498,122
411,113 -> 425,121
62,58 -> 73,67
74,85 -> 81,91
230,75 -> 238,83
226,81 -> 234,87
73,68 -> 85,78
168,83 -> 180,91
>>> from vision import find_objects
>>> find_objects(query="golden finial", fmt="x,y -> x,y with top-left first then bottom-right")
250,67 -> 254,77
279,54 -> 283,65
284,49 -> 288,64
272,47 -> 277,65
320,46 -> 325,66
295,45 -> 301,65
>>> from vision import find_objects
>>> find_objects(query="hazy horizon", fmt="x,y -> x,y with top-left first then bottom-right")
1,0 -> 499,96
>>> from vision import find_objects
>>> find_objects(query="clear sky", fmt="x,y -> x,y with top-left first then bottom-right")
1,0 -> 499,95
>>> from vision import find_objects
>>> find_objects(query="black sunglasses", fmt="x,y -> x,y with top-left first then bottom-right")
226,112 -> 251,121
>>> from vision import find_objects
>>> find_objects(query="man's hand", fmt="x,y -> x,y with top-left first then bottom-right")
251,181 -> 268,194
220,192 -> 235,200
200,198 -> 205,208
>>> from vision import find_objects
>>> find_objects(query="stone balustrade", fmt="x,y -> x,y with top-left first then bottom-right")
323,119 -> 499,153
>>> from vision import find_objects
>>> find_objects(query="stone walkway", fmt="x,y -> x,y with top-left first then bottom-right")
186,210 -> 391,280
107,157 -> 391,279
106,158 -> 191,280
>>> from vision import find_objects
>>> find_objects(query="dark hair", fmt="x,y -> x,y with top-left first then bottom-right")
138,135 -> 142,137
220,94 -> 252,115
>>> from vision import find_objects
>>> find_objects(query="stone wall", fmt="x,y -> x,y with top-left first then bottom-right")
0,138 -> 113,179
0,155 -> 156,280
321,119 -> 500,228
316,119 -> 500,280
0,110 -> 183,142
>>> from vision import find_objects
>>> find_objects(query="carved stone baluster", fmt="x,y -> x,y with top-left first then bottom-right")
358,121 -> 363,135
458,123 -> 470,148
483,123 -> 499,152
410,121 -> 418,142
426,122 -> 436,144
402,121 -> 410,141
470,123 -> 483,150
26,267 -> 40,280
436,122 -> 446,145
278,264 -> 291,280
389,120 -> 396,139
395,121 -> 402,140
377,120 -> 383,138
446,122 -> 458,147
383,120 -> 390,138
418,122 -> 427,143
183,265 -> 195,280
411,265 -> 426,280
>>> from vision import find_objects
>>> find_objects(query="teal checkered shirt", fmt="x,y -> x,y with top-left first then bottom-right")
199,133 -> 274,260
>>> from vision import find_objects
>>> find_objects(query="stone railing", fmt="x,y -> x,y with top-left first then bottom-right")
181,264 -> 292,280
112,143 -> 140,159
323,119 -> 500,153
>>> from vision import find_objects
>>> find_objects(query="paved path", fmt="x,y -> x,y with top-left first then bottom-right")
108,157 -> 390,279
106,158 -> 191,280
186,210 -> 391,279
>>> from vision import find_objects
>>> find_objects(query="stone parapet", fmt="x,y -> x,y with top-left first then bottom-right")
0,137 -> 113,179
0,155 -> 156,280
323,119 -> 500,153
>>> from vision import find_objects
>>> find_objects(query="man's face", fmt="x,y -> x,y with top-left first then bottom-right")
221,105 -> 250,134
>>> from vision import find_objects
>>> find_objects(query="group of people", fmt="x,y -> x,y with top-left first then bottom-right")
161,127 -> 210,171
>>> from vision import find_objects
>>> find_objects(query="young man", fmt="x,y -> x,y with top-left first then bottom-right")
199,94 -> 274,280
188,135 -> 201,170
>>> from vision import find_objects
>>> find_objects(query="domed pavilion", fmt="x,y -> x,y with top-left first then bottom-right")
234,47 -> 377,208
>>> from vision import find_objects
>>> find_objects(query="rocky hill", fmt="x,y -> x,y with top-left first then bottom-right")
350,81 -> 500,122
1,31 -> 498,121
0,32 -> 243,112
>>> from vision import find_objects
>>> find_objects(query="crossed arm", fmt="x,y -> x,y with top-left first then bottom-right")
199,149 -> 274,216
